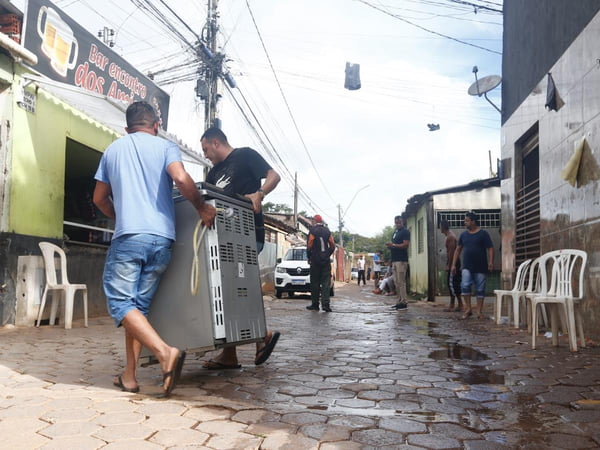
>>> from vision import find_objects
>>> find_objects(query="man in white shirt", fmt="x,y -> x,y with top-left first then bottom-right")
357,255 -> 366,286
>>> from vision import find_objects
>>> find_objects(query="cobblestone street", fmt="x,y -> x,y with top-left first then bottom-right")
1,282 -> 600,449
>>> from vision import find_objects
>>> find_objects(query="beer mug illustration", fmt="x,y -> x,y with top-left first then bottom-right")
37,6 -> 79,77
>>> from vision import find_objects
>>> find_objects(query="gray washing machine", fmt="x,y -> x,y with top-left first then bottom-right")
141,183 -> 266,362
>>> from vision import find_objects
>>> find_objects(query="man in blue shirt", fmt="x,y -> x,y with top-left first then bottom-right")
94,101 -> 216,396
386,216 -> 410,310
451,212 -> 494,320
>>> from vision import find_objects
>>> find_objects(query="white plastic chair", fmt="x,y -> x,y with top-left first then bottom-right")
526,249 -> 587,352
493,259 -> 531,327
36,242 -> 88,329
523,257 -> 548,333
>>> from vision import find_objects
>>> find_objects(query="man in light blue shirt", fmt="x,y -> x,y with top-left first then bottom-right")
94,101 -> 215,396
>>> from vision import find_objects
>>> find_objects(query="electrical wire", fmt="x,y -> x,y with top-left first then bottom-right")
222,84 -> 331,218
356,0 -> 502,55
244,0 -> 339,209
444,0 -> 502,13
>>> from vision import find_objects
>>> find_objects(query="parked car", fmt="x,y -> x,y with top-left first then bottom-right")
274,246 -> 334,299
351,267 -> 359,279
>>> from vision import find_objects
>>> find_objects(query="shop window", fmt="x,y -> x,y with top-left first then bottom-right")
63,138 -> 114,245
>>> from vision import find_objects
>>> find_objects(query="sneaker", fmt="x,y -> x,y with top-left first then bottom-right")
306,305 -> 319,311
393,302 -> 408,311
322,307 -> 332,312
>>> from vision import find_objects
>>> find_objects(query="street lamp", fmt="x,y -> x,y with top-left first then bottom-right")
337,184 -> 370,249
337,184 -> 369,283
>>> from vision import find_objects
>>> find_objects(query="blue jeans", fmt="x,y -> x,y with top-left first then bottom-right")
103,234 -> 173,326
460,269 -> 486,298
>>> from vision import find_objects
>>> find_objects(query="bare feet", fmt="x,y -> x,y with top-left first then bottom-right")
461,311 -> 473,320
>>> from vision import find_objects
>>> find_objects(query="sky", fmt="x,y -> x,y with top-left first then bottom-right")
12,0 -> 504,237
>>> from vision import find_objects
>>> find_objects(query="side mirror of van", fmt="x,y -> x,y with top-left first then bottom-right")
276,258 -> 282,263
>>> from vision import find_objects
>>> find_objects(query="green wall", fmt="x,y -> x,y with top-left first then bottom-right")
9,73 -> 118,238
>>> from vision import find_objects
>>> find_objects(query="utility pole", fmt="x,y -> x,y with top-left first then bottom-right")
337,204 -> 344,249
337,204 -> 344,283
293,172 -> 298,229
197,0 -> 237,131
203,0 -> 220,130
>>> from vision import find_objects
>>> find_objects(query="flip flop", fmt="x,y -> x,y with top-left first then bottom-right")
162,350 -> 186,397
255,331 -> 281,365
202,359 -> 242,370
461,311 -> 473,320
113,375 -> 139,393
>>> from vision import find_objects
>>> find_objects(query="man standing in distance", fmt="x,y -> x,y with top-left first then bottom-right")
357,255 -> 366,286
93,101 -> 216,396
200,127 -> 281,369
451,212 -> 494,319
387,216 -> 410,310
372,250 -> 383,288
306,214 -> 336,312
440,220 -> 463,312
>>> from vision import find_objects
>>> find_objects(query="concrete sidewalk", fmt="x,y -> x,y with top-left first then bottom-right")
1,283 -> 599,449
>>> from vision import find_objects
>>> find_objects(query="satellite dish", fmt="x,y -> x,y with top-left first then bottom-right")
468,74 -> 502,96
467,70 -> 502,114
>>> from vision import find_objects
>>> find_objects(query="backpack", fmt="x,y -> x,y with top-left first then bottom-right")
307,225 -> 334,264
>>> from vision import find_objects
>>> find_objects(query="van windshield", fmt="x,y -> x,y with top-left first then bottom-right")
285,248 -> 308,261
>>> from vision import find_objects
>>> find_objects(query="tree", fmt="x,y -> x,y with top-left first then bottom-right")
263,202 -> 293,214
332,225 -> 395,261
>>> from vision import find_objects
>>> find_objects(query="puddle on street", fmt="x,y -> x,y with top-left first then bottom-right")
325,405 -> 397,416
410,319 -> 439,336
428,342 -> 489,361
457,367 -> 505,385
321,406 -> 452,421
428,332 -> 451,341
428,343 -> 505,385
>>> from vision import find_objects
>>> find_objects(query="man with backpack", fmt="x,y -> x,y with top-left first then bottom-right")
306,215 -> 336,312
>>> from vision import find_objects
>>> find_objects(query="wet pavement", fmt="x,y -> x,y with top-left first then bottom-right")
1,282 -> 600,449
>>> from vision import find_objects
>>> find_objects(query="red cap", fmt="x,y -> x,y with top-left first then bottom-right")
313,215 -> 323,223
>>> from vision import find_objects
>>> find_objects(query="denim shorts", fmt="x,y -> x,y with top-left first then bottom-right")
461,269 -> 487,298
103,234 -> 173,326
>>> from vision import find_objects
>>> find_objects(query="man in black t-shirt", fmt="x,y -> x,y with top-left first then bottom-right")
203,129 -> 280,252
386,215 -> 410,310
200,127 -> 281,369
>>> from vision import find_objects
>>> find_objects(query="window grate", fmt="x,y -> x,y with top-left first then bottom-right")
515,181 -> 540,265
437,210 -> 501,229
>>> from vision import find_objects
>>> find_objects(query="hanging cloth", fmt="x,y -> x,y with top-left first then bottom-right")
561,137 -> 585,187
344,62 -> 361,90
545,72 -> 563,111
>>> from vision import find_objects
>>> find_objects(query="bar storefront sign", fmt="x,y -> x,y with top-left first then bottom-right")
22,0 -> 170,128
